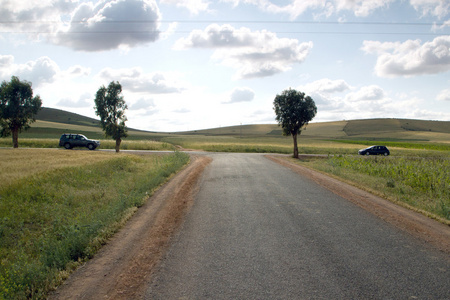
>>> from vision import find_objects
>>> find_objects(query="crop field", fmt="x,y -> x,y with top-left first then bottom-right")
0,149 -> 189,299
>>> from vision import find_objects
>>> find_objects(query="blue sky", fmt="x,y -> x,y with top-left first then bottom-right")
1,0 -> 449,132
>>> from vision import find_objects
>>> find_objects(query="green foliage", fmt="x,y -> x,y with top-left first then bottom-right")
273,89 -> 317,137
0,152 -> 189,299
273,88 -> 317,158
94,81 -> 128,151
317,155 -> 450,220
0,76 -> 42,148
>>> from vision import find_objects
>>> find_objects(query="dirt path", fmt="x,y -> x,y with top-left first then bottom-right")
267,155 -> 450,255
49,155 -> 211,300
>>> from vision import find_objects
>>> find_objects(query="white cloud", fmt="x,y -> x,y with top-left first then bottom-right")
410,0 -> 450,19
53,0 -> 161,51
130,98 -> 156,110
222,0 -> 394,19
97,67 -> 188,94
173,108 -> 190,113
0,55 -> 60,87
345,85 -> 385,102
0,0 -> 75,33
333,0 -> 394,17
437,89 -> 450,101
300,78 -> 351,94
175,24 -> 313,79
57,93 -> 92,108
223,87 -> 255,104
362,36 -> 450,77
432,19 -> 450,31
298,78 -> 351,109
128,98 -> 158,117
65,65 -> 91,77
0,0 -> 162,51
160,0 -> 211,14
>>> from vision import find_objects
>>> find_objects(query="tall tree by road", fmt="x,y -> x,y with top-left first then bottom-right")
273,88 -> 317,158
0,76 -> 42,148
94,81 -> 128,153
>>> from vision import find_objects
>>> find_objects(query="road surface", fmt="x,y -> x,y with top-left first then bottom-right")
146,153 -> 449,299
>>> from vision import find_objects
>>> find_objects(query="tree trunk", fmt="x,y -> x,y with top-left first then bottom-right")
115,138 -> 121,153
12,127 -> 19,148
292,133 -> 298,158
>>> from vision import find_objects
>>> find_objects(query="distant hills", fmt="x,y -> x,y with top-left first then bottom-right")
25,107 -> 450,143
36,107 -> 100,128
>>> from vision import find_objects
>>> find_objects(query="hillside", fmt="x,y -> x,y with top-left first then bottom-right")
25,107 -> 164,140
36,107 -> 100,128
179,119 -> 450,143
25,108 -> 450,143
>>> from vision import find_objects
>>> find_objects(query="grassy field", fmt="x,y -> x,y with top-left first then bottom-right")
0,149 -> 189,299
0,138 -> 175,151
291,154 -> 450,223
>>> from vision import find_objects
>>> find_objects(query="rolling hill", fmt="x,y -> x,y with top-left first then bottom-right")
22,107 -> 450,143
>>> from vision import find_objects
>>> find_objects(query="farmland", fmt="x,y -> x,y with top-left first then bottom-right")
0,149 -> 189,299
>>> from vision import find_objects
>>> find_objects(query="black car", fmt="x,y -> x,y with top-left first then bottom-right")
358,145 -> 390,156
59,133 -> 100,150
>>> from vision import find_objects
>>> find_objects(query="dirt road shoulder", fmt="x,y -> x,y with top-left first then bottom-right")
267,155 -> 450,256
49,155 -> 212,300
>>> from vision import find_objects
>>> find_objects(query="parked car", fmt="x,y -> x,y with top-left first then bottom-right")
358,145 -> 390,156
358,146 -> 391,156
59,133 -> 100,150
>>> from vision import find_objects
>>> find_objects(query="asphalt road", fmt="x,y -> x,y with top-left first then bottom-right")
145,153 -> 449,299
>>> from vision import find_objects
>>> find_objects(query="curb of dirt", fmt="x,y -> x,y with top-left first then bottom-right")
267,155 -> 450,256
49,155 -> 212,300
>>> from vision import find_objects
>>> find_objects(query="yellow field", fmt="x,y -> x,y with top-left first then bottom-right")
0,149 -> 119,188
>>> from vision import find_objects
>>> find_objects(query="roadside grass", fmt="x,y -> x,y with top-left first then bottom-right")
0,138 -> 175,151
162,135 -> 366,155
332,139 -> 450,152
291,155 -> 450,223
0,150 -> 189,299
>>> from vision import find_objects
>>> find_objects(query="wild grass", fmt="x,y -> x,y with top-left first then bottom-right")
295,155 -> 450,222
0,150 -> 189,299
0,138 -> 175,151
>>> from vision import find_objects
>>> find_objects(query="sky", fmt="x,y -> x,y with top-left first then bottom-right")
1,0 -> 449,132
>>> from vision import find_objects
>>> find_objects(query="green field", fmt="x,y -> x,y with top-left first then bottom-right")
3,107 -> 448,155
0,149 -> 189,299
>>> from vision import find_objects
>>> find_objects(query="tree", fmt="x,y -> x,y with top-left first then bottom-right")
0,76 -> 42,148
94,81 -> 128,152
273,88 -> 317,158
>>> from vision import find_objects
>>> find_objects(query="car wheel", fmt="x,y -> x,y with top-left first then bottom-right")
64,143 -> 72,149
384,152 -> 388,156
88,144 -> 95,150
365,152 -> 370,156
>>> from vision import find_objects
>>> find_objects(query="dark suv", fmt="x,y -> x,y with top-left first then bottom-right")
358,145 -> 390,156
59,134 -> 100,150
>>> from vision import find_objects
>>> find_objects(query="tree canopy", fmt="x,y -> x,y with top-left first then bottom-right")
94,81 -> 128,152
0,76 -> 42,148
273,88 -> 317,158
